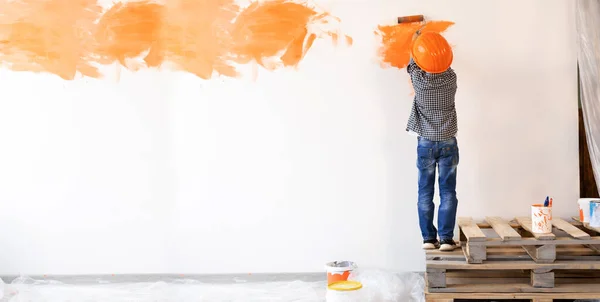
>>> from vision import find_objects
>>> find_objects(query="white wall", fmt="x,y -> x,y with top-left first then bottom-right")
0,0 -> 578,275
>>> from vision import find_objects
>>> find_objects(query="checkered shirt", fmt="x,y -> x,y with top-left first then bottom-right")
406,58 -> 458,141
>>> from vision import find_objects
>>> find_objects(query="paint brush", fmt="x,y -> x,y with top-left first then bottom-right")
549,198 -> 553,207
544,196 -> 549,207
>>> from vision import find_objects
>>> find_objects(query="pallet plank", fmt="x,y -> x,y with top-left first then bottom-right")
431,254 -> 600,262
428,245 -> 599,256
427,282 -> 600,293
476,220 -> 521,229
426,291 -> 600,300
553,218 -> 591,239
426,260 -> 600,270
457,217 -> 486,242
468,236 -> 600,246
447,277 -> 600,284
445,269 -> 600,279
428,245 -> 600,263
515,217 -> 556,240
485,216 -> 521,241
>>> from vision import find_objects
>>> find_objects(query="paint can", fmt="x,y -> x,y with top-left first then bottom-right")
578,198 -> 596,223
590,200 -> 600,228
325,261 -> 357,285
531,204 -> 552,233
325,281 -> 364,302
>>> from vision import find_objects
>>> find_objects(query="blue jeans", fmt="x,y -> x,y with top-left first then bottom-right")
416,137 -> 459,241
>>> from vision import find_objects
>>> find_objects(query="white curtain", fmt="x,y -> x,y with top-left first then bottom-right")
577,0 -> 600,195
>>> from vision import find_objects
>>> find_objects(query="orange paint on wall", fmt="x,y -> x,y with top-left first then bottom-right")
0,0 -> 350,80
375,21 -> 454,70
161,0 -> 241,79
0,0 -> 104,80
94,1 -> 165,69
230,0 -> 349,70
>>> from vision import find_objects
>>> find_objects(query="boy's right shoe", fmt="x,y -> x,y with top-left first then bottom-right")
439,239 -> 457,251
422,239 -> 440,250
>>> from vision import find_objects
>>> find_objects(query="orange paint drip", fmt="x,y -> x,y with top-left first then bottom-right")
230,0 -> 349,70
375,21 -> 454,70
0,0 -> 104,80
345,35 -> 353,46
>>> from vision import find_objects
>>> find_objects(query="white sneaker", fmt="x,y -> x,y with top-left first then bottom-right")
422,240 -> 440,250
439,240 -> 457,251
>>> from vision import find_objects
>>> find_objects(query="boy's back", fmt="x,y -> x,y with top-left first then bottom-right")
406,58 -> 458,141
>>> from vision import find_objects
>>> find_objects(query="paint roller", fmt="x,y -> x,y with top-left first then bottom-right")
397,15 -> 426,39
397,15 -> 424,24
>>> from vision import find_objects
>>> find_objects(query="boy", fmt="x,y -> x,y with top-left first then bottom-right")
406,31 -> 458,251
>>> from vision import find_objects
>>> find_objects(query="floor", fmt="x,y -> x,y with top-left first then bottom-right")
2,274 -> 595,301
0,271 -> 425,301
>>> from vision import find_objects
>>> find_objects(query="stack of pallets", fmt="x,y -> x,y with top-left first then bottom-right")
424,216 -> 600,302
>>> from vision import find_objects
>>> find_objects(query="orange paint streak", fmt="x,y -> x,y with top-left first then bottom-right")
161,0 -> 240,79
0,0 -> 104,79
230,0 -> 349,70
95,1 -> 164,70
0,0 -> 350,79
375,21 -> 454,70
94,0 -> 240,78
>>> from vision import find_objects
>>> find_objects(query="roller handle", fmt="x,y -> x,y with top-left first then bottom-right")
397,15 -> 424,24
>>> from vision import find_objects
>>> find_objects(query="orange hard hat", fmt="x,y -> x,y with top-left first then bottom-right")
411,32 -> 453,73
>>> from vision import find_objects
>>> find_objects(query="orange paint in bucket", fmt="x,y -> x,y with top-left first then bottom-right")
325,261 -> 356,285
328,271 -> 351,284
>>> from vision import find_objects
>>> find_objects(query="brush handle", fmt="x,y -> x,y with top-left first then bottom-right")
398,15 -> 424,24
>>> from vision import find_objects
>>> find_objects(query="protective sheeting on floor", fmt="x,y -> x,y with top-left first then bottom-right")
0,270 -> 424,302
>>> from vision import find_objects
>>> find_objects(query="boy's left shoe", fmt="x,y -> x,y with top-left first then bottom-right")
439,239 -> 457,251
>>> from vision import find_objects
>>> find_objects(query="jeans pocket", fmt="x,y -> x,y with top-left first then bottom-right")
440,146 -> 459,166
417,147 -> 435,169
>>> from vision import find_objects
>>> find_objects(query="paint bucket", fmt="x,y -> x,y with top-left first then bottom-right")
590,201 -> 600,228
531,204 -> 552,233
578,198 -> 597,223
325,261 -> 357,285
325,281 -> 364,302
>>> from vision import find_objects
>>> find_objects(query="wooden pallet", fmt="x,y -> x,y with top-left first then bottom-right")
424,216 -> 600,301
458,216 -> 600,264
